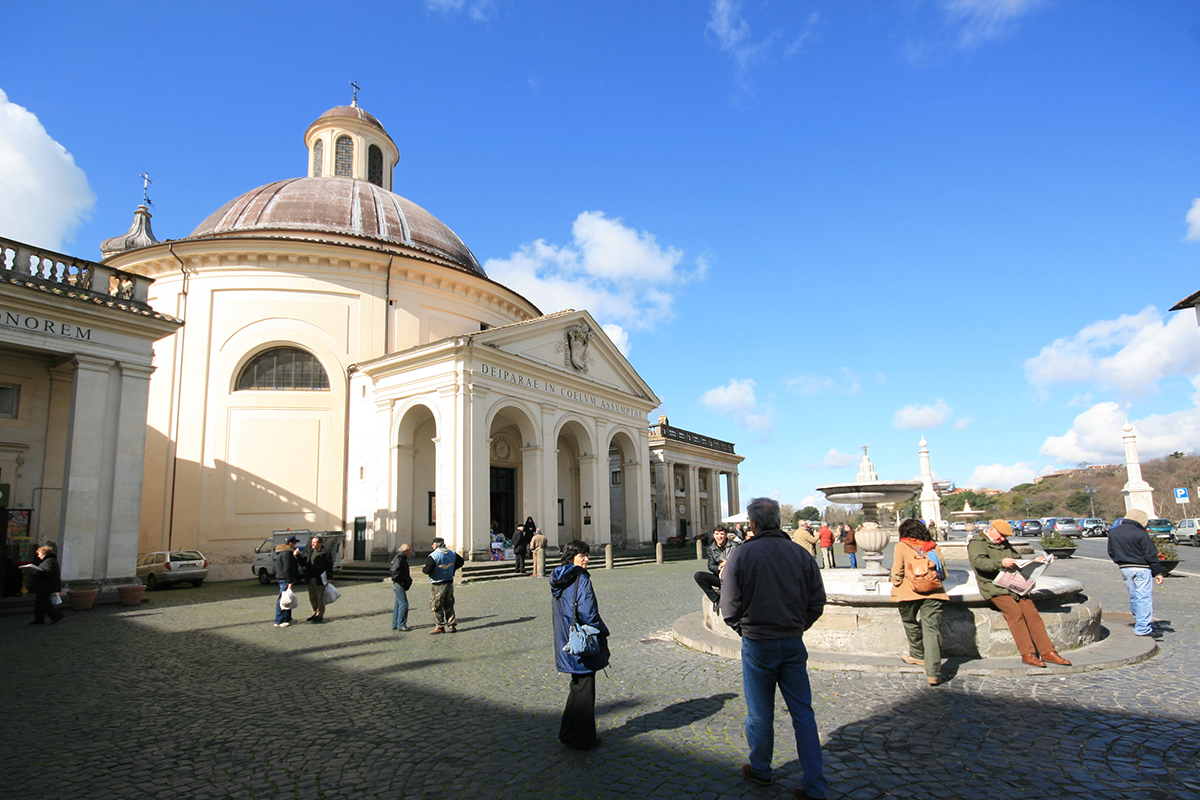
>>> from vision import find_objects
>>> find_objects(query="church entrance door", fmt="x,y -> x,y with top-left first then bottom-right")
490,467 -> 516,540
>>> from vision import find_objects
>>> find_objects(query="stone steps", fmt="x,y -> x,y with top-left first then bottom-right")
337,546 -> 700,584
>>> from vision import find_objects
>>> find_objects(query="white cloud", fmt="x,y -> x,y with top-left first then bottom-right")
1041,398 -> 1200,466
424,0 -> 495,22
600,323 -> 630,356
938,0 -> 1047,47
1024,307 -> 1200,397
1186,198 -> 1200,242
965,462 -> 1037,491
700,378 -> 774,437
784,367 -> 862,396
484,211 -> 702,333
785,12 -> 821,55
823,449 -> 855,468
705,0 -> 790,97
892,399 -> 953,430
0,89 -> 94,252
953,417 -> 972,430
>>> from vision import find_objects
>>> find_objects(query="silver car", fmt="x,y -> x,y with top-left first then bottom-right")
1043,518 -> 1082,539
136,550 -> 209,590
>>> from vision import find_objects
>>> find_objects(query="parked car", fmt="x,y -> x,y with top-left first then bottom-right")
949,521 -> 968,532
1007,520 -> 1025,533
1174,518 -> 1200,546
1078,518 -> 1106,537
253,530 -> 344,585
136,550 -> 208,590
1146,518 -> 1176,543
1042,518 -> 1082,538
1020,519 -> 1043,535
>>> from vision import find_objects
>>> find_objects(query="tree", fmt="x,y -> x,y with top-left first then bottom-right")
779,503 -> 796,527
1065,490 -> 1091,516
797,505 -> 821,521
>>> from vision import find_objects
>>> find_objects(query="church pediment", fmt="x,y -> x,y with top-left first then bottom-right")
470,310 -> 658,406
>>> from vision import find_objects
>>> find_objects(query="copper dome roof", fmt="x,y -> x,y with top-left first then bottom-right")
315,104 -> 385,132
188,177 -> 483,275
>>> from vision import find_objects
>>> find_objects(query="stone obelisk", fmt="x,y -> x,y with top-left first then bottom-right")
1121,423 -> 1155,515
918,437 -> 943,527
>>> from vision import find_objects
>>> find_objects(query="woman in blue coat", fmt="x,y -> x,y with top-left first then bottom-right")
550,540 -> 610,750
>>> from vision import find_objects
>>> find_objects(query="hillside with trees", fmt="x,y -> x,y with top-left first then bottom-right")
939,453 -> 1200,523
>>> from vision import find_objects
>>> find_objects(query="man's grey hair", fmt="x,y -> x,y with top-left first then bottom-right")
746,497 -> 781,530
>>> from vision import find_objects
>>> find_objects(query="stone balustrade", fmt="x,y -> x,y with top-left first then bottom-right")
0,235 -> 154,308
649,421 -> 737,454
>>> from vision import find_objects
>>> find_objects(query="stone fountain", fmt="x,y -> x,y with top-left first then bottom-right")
815,446 -> 922,585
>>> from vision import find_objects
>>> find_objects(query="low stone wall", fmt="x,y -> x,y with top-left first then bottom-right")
702,575 -> 1101,658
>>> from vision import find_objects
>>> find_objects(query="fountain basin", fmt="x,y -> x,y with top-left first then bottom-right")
701,569 -> 1100,658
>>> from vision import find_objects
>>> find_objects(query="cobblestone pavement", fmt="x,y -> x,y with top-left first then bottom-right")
3,538 -> 1198,799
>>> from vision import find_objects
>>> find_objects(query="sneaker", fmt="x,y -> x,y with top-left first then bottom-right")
397,626 -> 411,632
1136,630 -> 1163,638
448,625 -> 457,633
276,622 -> 291,628
902,655 -> 924,665
741,764 -> 772,787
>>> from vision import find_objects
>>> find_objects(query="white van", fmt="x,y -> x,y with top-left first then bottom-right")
1173,518 -> 1200,547
253,530 -> 344,584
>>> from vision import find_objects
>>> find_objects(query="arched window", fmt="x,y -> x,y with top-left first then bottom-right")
312,139 -> 324,177
236,347 -> 330,391
368,144 -> 383,186
334,135 -> 354,177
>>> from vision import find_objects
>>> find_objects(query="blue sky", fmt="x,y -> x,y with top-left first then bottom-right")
4,1 -> 1200,512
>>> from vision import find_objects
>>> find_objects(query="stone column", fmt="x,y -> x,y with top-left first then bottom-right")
579,454 -> 600,546
729,470 -> 741,517
58,355 -> 116,584
105,362 -> 156,582
38,364 -> 74,549
465,384 -> 491,559
541,405 -> 560,548
665,461 -> 678,541
686,465 -> 701,542
394,444 -> 416,548
1121,423 -> 1156,515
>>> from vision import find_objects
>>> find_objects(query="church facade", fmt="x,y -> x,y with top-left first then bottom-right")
101,102 -> 694,575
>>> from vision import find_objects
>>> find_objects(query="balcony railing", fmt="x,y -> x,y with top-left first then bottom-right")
649,421 -> 737,454
0,236 -> 154,308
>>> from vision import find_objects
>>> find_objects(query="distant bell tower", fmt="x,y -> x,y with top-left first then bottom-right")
304,84 -> 399,191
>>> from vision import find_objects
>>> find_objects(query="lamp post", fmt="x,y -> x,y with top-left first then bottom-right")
1023,497 -> 1030,517
1084,485 -> 1097,518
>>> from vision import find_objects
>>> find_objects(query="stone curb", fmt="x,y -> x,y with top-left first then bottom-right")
672,610 -> 1159,676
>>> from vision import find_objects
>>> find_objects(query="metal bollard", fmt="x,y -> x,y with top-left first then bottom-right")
656,542 -> 664,564
605,543 -> 613,570
696,538 -> 704,560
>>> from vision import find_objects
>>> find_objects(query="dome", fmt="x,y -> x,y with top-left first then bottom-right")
314,104 -> 386,132
188,177 -> 483,275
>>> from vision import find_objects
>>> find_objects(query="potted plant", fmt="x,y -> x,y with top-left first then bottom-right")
1156,540 -> 1180,575
1039,532 -> 1077,558
65,580 -> 101,611
116,581 -> 146,606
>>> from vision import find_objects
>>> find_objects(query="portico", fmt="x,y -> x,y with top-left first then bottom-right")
346,310 -> 659,559
648,417 -> 743,543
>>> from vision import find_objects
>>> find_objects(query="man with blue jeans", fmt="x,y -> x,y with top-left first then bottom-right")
721,497 -> 827,800
274,535 -> 302,628
1108,509 -> 1165,637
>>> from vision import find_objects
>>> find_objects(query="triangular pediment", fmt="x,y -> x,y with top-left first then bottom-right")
469,310 -> 659,405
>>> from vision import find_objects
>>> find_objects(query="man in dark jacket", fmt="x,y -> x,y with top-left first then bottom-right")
274,535 -> 302,627
693,527 -> 737,611
1107,509 -> 1165,638
389,543 -> 413,631
21,544 -> 64,625
721,498 -> 827,799
299,536 -> 334,622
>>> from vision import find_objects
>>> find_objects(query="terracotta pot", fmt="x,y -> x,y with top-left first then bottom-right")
67,588 -> 99,611
116,584 -> 146,606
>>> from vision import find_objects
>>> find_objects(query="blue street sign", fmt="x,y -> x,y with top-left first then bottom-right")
1175,487 -> 1189,503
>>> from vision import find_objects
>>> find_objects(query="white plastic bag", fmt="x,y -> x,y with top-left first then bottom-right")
50,592 -> 63,606
323,583 -> 341,604
279,587 -> 299,610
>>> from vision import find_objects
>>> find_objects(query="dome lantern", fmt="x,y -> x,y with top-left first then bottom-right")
304,100 -> 399,191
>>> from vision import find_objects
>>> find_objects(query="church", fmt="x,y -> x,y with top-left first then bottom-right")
91,100 -> 743,577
